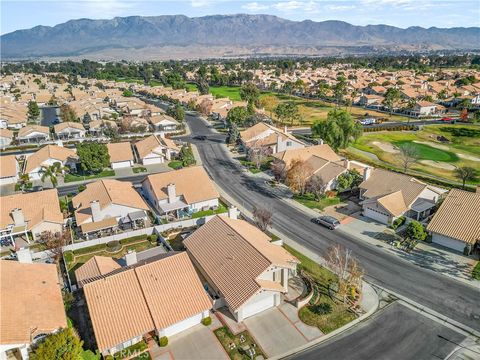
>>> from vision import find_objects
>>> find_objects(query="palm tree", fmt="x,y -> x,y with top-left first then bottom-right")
40,162 -> 64,188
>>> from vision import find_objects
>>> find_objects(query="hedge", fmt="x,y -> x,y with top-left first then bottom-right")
472,262 -> 480,280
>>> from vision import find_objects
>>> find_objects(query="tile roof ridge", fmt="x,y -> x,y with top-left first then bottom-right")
100,179 -> 114,205
217,215 -> 273,267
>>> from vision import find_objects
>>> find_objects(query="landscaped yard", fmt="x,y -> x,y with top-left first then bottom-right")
284,245 -> 357,334
191,203 -> 228,218
168,160 -> 183,169
238,156 -> 273,174
64,169 -> 115,183
64,235 -> 157,283
347,125 -> 480,185
132,166 -> 147,173
293,193 -> 341,211
214,326 -> 265,360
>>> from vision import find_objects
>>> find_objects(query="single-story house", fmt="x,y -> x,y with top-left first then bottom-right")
240,122 -> 306,154
427,188 -> 480,253
88,119 -> 118,136
0,261 -> 67,360
184,213 -> 299,322
75,255 -> 121,287
107,142 -> 134,169
358,94 -> 384,107
150,114 -> 179,132
72,179 -> 150,238
83,252 -> 212,356
142,166 -> 219,219
0,189 -> 64,243
0,128 -> 13,148
54,122 -> 86,140
134,135 -> 179,165
359,168 -> 447,225
17,125 -> 50,144
24,145 -> 78,181
0,155 -> 19,185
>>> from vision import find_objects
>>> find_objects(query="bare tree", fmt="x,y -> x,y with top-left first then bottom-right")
325,244 -> 364,302
398,143 -> 420,173
285,159 -> 313,195
248,141 -> 270,170
198,99 -> 213,115
307,175 -> 327,201
252,206 -> 273,232
39,229 -> 71,264
271,159 -> 287,181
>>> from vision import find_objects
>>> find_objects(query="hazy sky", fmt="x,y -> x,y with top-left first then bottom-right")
1,0 -> 479,35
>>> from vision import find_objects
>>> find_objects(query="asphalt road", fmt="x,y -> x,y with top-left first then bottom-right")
182,112 -> 480,332
286,302 -> 467,360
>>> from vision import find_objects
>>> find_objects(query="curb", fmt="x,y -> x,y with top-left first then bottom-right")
269,281 -> 380,360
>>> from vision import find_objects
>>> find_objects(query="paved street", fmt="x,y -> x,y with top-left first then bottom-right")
180,111 -> 480,333
285,302 -> 468,360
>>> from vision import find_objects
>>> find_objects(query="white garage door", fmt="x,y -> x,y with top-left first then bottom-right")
142,157 -> 163,165
364,207 -> 390,225
162,313 -> 203,337
0,176 -> 16,185
242,292 -> 275,319
112,161 -> 132,169
432,234 -> 465,253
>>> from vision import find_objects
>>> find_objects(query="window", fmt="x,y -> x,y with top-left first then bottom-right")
286,141 -> 292,146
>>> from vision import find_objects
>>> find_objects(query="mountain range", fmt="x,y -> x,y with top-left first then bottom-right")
2,14 -> 479,60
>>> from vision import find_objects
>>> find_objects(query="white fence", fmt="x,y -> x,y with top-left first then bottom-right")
62,213 -> 225,252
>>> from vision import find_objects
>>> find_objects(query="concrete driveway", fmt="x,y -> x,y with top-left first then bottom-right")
152,324 -> 227,360
244,307 -> 309,357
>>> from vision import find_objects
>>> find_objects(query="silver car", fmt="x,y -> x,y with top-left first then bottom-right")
312,215 -> 340,230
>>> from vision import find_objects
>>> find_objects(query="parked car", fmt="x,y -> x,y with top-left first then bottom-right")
440,117 -> 455,123
193,135 -> 207,141
312,215 -> 340,230
359,118 -> 376,125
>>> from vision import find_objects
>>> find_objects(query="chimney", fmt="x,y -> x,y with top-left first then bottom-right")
90,201 -> 101,222
476,186 -> 480,194
11,208 -> 25,226
228,206 -> 238,220
17,247 -> 32,264
344,159 -> 350,170
284,125 -> 288,134
317,138 -> 324,145
167,183 -> 176,203
363,167 -> 372,181
125,250 -> 137,266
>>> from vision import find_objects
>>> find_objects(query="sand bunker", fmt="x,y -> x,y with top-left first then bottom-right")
420,160 -> 456,170
372,141 -> 399,154
458,153 -> 480,162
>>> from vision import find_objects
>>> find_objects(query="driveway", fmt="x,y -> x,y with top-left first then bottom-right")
243,307 -> 311,357
151,324 -> 227,360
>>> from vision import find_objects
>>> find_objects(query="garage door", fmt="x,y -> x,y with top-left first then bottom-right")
142,157 -> 163,165
364,207 -> 390,224
432,234 -> 465,253
0,177 -> 16,185
242,292 -> 275,319
112,161 -> 132,169
162,313 -> 203,337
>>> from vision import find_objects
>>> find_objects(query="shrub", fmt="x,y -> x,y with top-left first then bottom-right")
78,184 -> 86,192
391,216 -> 406,230
405,220 -> 427,241
159,336 -> 168,347
472,262 -> 480,280
150,234 -> 158,243
64,251 -> 74,263
106,240 -> 121,252
308,302 -> 332,315
201,317 -> 212,326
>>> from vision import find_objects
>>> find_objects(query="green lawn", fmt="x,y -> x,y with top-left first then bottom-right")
293,193 -> 341,211
214,327 -> 265,360
284,245 -> 357,334
210,86 -> 242,101
64,169 -> 115,183
168,160 -> 183,169
392,140 -> 459,162
191,204 -> 228,218
185,83 -> 198,92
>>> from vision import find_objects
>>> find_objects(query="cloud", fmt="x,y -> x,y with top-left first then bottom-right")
327,5 -> 356,11
190,0 -> 214,8
242,2 -> 270,11
272,1 -> 318,12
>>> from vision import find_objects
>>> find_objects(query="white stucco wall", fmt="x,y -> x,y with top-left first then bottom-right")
431,233 -> 467,253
